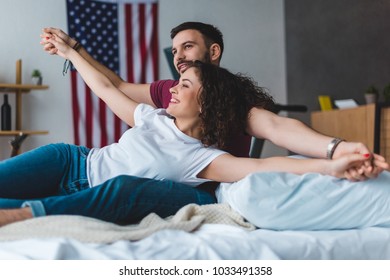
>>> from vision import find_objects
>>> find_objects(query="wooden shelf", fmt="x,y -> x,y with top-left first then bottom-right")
311,103 -> 390,160
0,84 -> 49,92
0,130 -> 49,136
0,60 -> 49,157
311,104 -> 375,150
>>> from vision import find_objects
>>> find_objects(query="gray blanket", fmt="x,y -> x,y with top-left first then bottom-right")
0,203 -> 255,243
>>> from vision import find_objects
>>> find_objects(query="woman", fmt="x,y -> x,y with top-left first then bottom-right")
0,35 -> 387,227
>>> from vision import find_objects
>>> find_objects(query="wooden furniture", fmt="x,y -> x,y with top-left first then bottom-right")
311,103 -> 390,160
0,60 -> 49,157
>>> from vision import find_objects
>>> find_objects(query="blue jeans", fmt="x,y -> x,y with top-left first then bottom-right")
0,143 -> 90,198
0,143 -> 216,224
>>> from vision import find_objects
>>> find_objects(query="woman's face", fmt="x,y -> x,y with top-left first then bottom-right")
166,67 -> 202,119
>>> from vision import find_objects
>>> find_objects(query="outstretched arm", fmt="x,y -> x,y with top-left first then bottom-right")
47,34 -> 138,127
41,27 -> 154,106
246,107 -> 388,178
198,152 -> 387,183
247,107 -> 342,157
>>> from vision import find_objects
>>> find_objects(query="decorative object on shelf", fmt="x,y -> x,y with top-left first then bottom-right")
1,94 -> 12,130
334,99 -> 358,109
364,85 -> 378,104
383,83 -> 390,103
31,69 -> 42,85
318,95 -> 333,111
0,60 -> 49,157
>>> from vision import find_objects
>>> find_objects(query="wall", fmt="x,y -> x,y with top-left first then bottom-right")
0,0 -> 286,159
0,0 -> 71,159
285,0 -> 390,125
158,0 -> 287,157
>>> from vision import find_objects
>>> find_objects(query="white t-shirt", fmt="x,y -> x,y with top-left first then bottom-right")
87,104 -> 227,187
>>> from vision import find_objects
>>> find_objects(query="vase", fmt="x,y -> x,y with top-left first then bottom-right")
364,93 -> 377,104
32,76 -> 42,85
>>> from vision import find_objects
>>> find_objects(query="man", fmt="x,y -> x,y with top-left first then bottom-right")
0,22 -> 385,227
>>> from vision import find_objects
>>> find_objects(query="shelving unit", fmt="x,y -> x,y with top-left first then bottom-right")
0,59 -> 49,157
311,103 -> 390,161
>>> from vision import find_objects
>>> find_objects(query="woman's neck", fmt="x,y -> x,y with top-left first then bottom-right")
174,118 -> 202,140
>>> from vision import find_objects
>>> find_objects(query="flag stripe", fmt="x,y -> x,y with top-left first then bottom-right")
152,3 -> 159,79
99,99 -> 108,146
85,86 -> 93,148
71,71 -> 80,145
132,4 -> 141,85
139,4 -> 147,83
125,4 -> 135,83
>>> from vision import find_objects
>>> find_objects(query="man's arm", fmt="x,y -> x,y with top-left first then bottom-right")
246,107 -> 388,178
76,45 -> 153,105
246,107 -> 334,158
42,27 -> 154,106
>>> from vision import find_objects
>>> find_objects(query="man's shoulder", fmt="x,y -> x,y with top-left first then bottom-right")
150,79 -> 179,108
151,79 -> 178,88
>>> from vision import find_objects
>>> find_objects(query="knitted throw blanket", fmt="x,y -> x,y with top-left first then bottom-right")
0,204 -> 255,243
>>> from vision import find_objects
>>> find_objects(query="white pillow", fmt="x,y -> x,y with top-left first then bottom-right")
216,171 -> 390,230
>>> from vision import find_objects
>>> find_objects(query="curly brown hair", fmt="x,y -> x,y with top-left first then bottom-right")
187,61 -> 275,149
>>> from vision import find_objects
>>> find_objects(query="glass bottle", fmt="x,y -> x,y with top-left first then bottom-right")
1,94 -> 11,130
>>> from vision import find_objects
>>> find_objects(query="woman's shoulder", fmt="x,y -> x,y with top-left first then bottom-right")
135,103 -> 170,123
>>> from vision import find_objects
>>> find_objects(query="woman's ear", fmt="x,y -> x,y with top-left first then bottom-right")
209,43 -> 221,63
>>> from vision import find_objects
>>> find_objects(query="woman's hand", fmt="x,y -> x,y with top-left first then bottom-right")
329,153 -> 388,181
332,141 -> 388,179
45,34 -> 73,60
344,153 -> 388,181
328,153 -> 368,180
40,27 -> 76,55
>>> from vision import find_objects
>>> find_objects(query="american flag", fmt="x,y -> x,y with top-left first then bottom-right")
66,0 -> 159,147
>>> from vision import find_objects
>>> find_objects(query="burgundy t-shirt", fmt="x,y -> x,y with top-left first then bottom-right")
150,79 -> 252,157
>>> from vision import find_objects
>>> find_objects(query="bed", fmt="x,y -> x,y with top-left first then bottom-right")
1,171 -> 390,260
1,224 -> 390,260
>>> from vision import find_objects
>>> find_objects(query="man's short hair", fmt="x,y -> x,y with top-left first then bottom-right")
170,22 -> 224,58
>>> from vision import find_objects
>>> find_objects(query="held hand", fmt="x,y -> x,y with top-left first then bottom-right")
348,153 -> 389,180
332,141 -> 370,159
329,153 -> 370,181
330,153 -> 389,181
332,141 -> 388,178
40,33 -> 57,55
40,27 -> 76,56
46,35 -> 73,60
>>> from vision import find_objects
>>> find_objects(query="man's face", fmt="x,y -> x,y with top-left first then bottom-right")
171,29 -> 211,74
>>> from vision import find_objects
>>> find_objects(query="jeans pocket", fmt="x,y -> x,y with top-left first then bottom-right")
64,179 -> 90,194
60,145 -> 91,195
79,146 -> 90,159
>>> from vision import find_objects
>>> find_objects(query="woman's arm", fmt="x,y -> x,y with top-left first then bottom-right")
198,153 -> 386,183
41,27 -> 154,106
48,34 -> 138,127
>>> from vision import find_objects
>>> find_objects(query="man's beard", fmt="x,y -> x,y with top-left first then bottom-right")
202,51 -> 211,63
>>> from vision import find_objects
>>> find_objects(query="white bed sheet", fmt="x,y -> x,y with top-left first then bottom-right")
1,224 -> 390,260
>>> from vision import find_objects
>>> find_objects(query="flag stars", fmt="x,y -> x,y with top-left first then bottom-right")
67,1 -> 120,72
